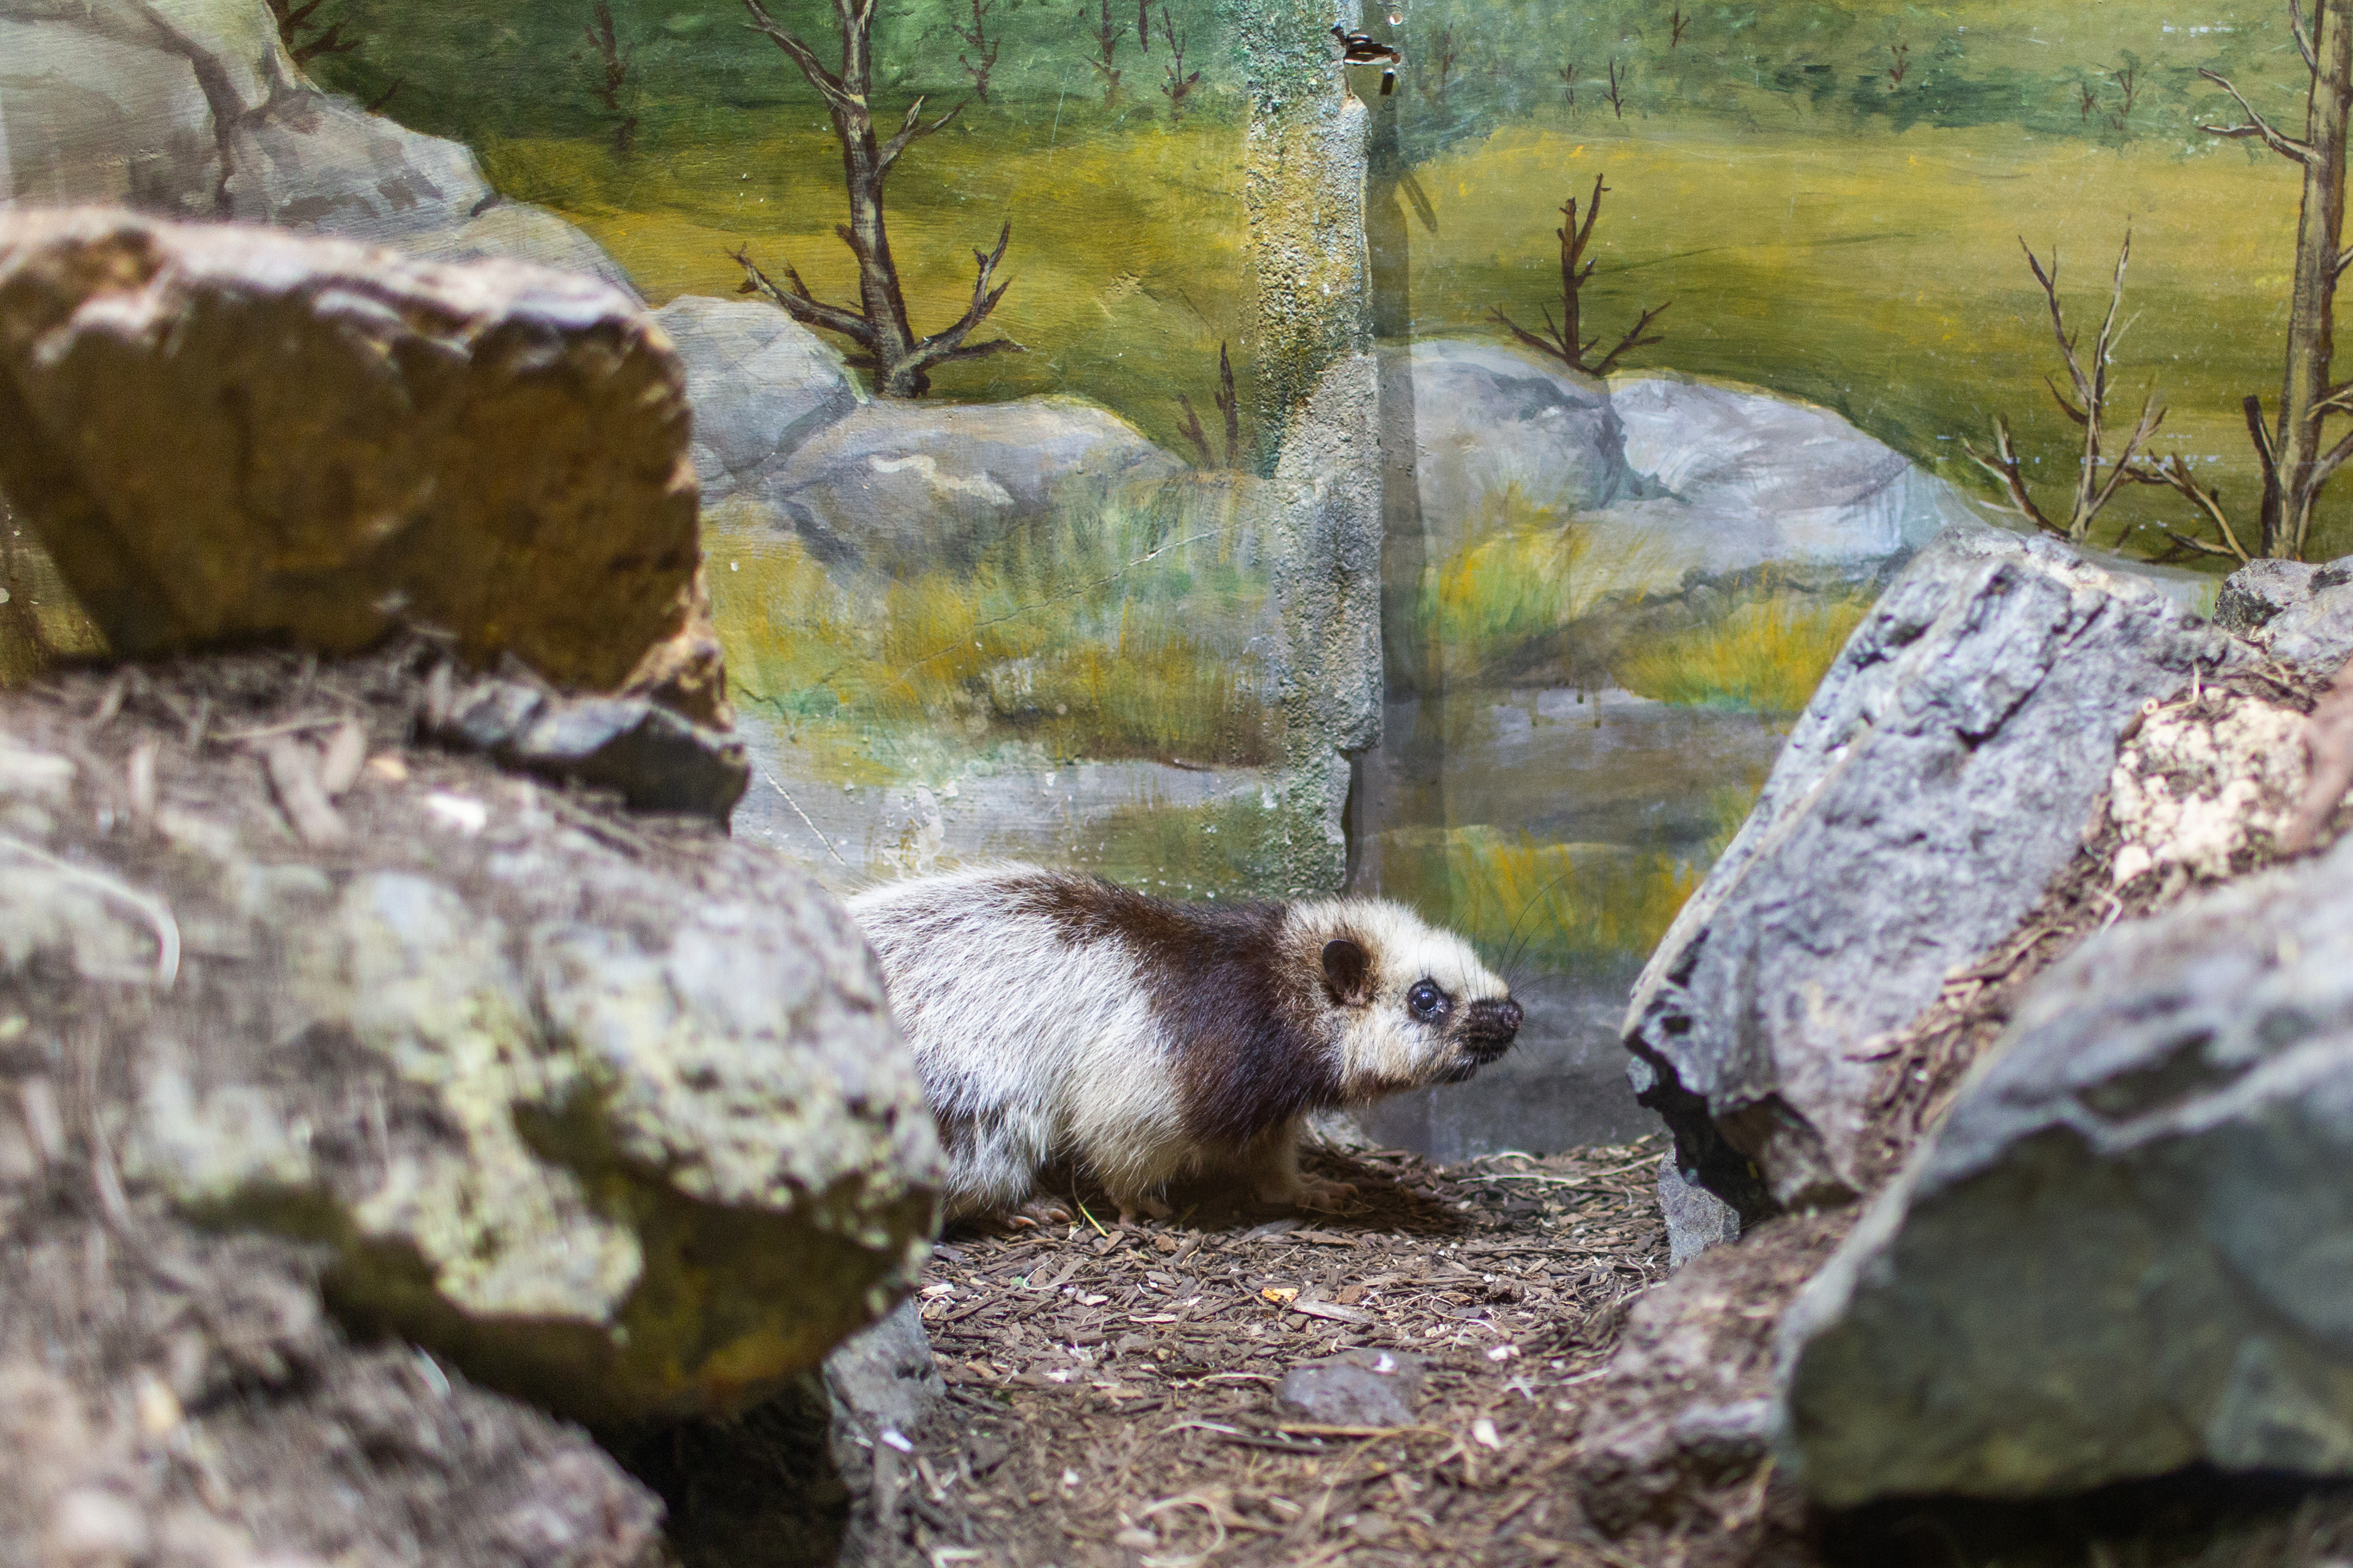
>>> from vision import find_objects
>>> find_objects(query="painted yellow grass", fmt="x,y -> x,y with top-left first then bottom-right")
1369,825 -> 1704,974
484,115 -> 1252,463
1410,487 -> 1678,688
494,109 -> 2343,561
1408,118 -> 2317,559
1617,592 -> 1871,714
704,484 -> 1274,775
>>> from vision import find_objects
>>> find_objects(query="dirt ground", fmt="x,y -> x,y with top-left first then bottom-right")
861,1134 -> 1672,1568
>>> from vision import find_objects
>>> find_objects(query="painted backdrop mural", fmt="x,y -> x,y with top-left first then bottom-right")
8,0 -> 2342,1158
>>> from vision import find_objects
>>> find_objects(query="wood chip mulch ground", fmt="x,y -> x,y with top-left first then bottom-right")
854,1133 -> 1672,1568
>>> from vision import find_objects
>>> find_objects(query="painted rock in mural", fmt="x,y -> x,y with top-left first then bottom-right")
1595,375 -> 1974,584
1623,521 -> 2241,1214
654,294 -> 863,506
755,395 -> 1188,576
1379,339 -> 1642,553
0,207 -> 709,706
1779,829 -> 2353,1503
0,0 -> 635,294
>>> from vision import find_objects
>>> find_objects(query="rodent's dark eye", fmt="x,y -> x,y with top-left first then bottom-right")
1407,980 -> 1447,1021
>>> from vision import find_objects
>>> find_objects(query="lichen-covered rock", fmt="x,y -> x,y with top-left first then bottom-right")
0,647 -> 942,1429
1778,829 -> 2353,1505
2214,553 -> 2353,674
0,208 -> 704,708
2104,693 -> 2308,891
1624,521 -> 2242,1216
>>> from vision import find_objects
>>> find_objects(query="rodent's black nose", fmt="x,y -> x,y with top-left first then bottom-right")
1460,998 -> 1521,1061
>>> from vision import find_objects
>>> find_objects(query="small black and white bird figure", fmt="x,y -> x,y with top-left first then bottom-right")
1331,24 -> 1402,95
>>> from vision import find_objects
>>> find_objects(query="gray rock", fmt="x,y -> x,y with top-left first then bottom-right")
1380,340 -> 1638,556
823,1299 -> 945,1444
1279,1349 -> 1425,1428
1624,520 -> 2242,1215
752,395 -> 1186,575
652,295 -> 860,502
1570,1215 -> 1847,1535
0,0 -> 635,296
1779,831 -> 2353,1505
1659,1153 -> 1742,1268
434,676 -> 750,821
2216,553 -> 2353,674
1591,375 -> 1974,586
1669,1398 -> 1775,1472
0,651 -> 943,1428
0,13 -> 221,217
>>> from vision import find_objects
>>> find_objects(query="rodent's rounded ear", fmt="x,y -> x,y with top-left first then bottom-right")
1321,938 -> 1372,1006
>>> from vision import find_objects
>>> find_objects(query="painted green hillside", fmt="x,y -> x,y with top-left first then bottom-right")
295,2 -> 2348,561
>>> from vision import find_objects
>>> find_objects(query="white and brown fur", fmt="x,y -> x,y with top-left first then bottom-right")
850,864 -> 1522,1224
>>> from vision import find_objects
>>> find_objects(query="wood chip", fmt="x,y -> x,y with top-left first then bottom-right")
318,720 -> 369,797
125,739 -> 158,823
1291,1299 -> 1371,1325
264,739 -> 347,848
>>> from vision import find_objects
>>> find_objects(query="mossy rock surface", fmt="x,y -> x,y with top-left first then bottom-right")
0,645 -> 942,1430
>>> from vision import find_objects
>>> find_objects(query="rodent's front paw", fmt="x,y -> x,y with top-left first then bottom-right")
1007,1198 -> 1076,1229
1292,1176 -> 1359,1213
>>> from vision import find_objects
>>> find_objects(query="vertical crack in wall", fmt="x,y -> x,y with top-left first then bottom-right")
1239,0 -> 1381,894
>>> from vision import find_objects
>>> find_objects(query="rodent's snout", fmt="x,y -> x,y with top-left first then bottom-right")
1460,997 -> 1522,1061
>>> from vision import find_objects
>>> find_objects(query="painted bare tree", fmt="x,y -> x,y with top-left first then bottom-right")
730,0 -> 1021,398
1963,234 -> 2167,547
1089,0 -> 1123,105
2199,0 -> 2353,557
583,3 -> 639,155
1488,174 -> 1669,378
265,0 -> 360,65
949,0 -> 999,103
1159,1 -> 1199,118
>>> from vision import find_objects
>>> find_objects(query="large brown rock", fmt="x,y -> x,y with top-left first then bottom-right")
0,207 -> 707,708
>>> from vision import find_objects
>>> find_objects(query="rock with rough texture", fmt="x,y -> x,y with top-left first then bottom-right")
432,673 -> 749,821
0,0 -> 635,296
0,649 -> 942,1431
1590,375 -> 1974,585
749,396 -> 1186,576
1779,830 -> 2353,1505
2215,553 -> 2353,673
1279,1349 -> 1424,1428
1659,1154 -> 1742,1268
1571,1216 -> 1846,1535
0,208 -> 711,714
0,1333 -> 666,1568
652,295 -> 861,505
823,1300 -> 945,1445
1624,521 -> 2242,1216
1380,340 -> 1638,554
